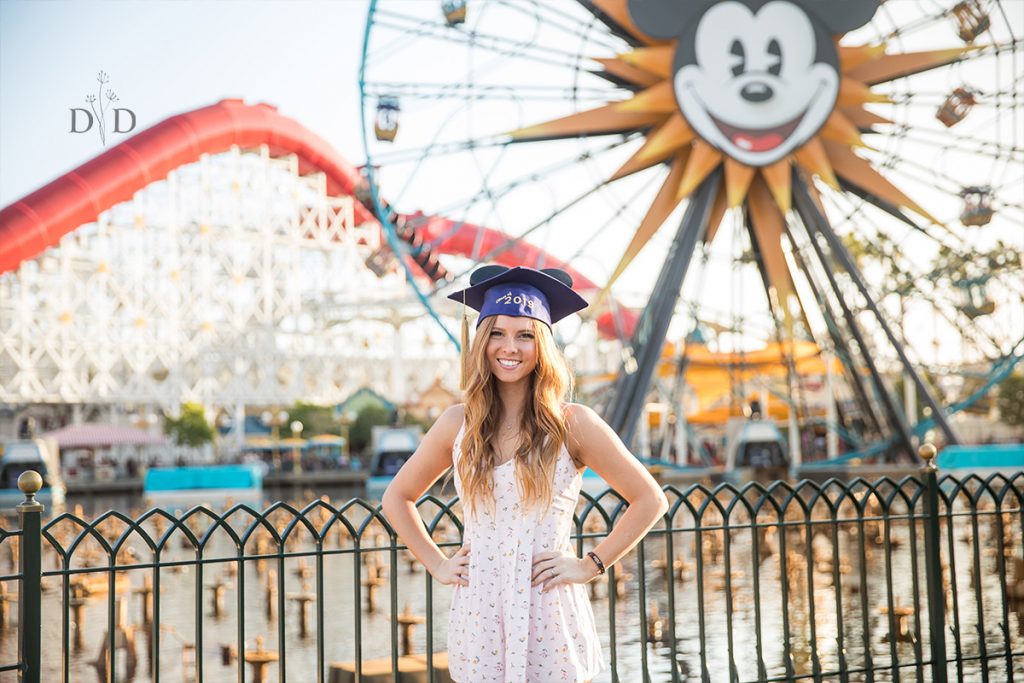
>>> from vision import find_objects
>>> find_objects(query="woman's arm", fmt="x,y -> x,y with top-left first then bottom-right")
534,403 -> 669,590
381,404 -> 469,585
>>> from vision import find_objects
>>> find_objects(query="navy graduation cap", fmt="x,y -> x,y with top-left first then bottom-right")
448,265 -> 588,328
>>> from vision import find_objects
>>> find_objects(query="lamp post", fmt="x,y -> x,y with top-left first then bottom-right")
215,413 -> 232,463
339,411 -> 356,466
260,409 -> 288,471
290,420 -> 303,474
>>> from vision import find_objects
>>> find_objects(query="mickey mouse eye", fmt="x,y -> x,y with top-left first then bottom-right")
767,39 -> 782,76
729,39 -> 745,77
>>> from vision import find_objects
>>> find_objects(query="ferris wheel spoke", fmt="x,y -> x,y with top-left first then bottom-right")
992,0 -> 1020,41
362,81 -> 619,102
418,134 -> 641,221
370,11 -> 588,70
556,170 -> 666,276
885,126 -> 1023,159
821,198 -> 1017,355
366,136 -> 511,166
882,154 -> 1023,204
874,7 -> 959,42
368,22 -> 574,71
821,185 -> 956,255
436,174 -> 631,286
882,91 -> 1022,107
871,151 -> 980,197
491,0 -> 625,53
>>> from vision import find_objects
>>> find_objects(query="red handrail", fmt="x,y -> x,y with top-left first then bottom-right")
0,99 -> 637,337
0,99 -> 373,273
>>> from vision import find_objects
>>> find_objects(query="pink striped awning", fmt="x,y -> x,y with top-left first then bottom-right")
41,424 -> 166,449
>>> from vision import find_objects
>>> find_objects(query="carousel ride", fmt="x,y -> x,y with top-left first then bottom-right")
359,0 -> 1023,463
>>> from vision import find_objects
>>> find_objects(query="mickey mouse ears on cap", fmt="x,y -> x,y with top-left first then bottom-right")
447,265 -> 588,328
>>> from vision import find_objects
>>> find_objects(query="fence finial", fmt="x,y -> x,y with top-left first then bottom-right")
918,443 -> 938,472
17,471 -> 44,511
18,471 -> 42,495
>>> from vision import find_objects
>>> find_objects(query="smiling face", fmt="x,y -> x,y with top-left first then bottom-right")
673,0 -> 839,166
485,315 -> 539,384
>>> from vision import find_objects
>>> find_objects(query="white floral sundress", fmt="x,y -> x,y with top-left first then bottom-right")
448,422 -> 607,682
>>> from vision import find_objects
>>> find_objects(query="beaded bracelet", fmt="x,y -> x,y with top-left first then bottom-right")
586,550 -> 606,575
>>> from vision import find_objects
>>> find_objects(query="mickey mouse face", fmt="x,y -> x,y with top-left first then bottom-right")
628,0 -> 879,167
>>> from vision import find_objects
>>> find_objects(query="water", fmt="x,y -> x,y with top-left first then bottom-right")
1,482 -> 1021,682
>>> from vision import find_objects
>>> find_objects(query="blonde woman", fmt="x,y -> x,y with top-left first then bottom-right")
382,265 -> 669,683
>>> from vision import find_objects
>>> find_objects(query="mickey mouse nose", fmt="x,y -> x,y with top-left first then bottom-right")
741,82 -> 774,103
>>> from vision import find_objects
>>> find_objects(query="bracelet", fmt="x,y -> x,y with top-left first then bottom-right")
586,551 -> 606,575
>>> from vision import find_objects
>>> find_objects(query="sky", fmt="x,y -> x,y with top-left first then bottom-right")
1,0 -> 1021,369
0,0 -> 370,205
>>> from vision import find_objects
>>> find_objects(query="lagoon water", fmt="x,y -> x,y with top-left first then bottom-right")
2,482 -> 1021,682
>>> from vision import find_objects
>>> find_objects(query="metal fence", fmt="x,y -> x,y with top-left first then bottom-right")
1,450 -> 1022,682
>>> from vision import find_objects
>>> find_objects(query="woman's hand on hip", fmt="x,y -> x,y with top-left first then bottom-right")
431,543 -> 470,587
531,549 -> 599,593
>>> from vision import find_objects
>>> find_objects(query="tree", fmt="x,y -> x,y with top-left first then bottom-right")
286,401 -> 338,436
349,405 -> 394,454
164,403 -> 215,447
997,373 -> 1024,427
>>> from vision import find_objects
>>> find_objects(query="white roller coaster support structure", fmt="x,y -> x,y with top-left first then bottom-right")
0,146 -> 457,424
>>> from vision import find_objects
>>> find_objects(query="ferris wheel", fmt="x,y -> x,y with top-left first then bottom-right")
359,0 -> 1023,459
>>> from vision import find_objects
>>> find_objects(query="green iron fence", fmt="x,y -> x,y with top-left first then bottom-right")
0,447 -> 1022,682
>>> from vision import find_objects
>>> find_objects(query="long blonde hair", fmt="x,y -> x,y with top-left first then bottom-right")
455,315 -> 573,517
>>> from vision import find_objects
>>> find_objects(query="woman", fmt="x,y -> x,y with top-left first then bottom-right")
382,265 -> 669,683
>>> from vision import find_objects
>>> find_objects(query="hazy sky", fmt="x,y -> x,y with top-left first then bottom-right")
1,0 -> 1020,367
0,0 -> 371,206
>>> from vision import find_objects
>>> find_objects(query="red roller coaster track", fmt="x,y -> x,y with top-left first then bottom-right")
0,99 -> 637,337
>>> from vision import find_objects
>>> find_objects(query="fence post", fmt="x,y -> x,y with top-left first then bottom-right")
17,471 -> 44,683
920,443 -> 947,683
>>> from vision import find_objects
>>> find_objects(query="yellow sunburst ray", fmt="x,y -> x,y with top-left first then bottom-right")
820,110 -> 868,148
618,46 -> 674,79
793,138 -> 839,190
760,159 -> 792,214
614,80 -> 677,113
838,78 -> 892,106
841,107 -> 892,129
797,166 -> 829,215
748,179 -> 795,314
848,47 -> 979,85
592,57 -> 661,88
838,44 -> 887,71
610,112 -> 694,180
704,183 -> 729,243
677,140 -> 723,200
822,140 -> 940,224
508,103 -> 665,141
725,158 -> 756,208
596,154 -> 689,305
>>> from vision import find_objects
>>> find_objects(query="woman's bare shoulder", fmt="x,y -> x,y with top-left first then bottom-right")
562,402 -> 602,466
428,403 -> 465,445
564,402 -> 600,431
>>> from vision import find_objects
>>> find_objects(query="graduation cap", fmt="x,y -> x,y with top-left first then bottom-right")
448,265 -> 588,388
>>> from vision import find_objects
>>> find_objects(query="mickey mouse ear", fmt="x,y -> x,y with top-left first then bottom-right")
798,0 -> 879,33
626,0 -> 712,41
469,265 -> 510,286
540,268 -> 573,288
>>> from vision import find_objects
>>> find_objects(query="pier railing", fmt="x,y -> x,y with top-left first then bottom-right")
1,446 -> 1022,682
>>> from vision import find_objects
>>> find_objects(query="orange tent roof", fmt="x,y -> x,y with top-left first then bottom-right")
583,341 -> 838,408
